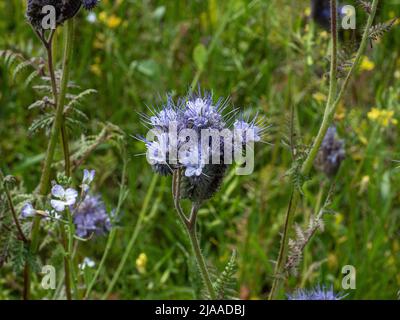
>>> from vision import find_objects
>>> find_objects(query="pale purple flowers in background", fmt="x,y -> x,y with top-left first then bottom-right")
21,202 -> 36,218
73,194 -> 111,238
50,184 -> 78,212
287,285 -> 346,300
81,169 -> 95,193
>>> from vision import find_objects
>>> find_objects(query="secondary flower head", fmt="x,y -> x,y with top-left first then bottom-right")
26,0 -> 81,30
73,194 -> 111,238
287,285 -> 346,300
315,126 -> 345,177
50,184 -> 78,212
26,0 -> 99,30
21,202 -> 36,218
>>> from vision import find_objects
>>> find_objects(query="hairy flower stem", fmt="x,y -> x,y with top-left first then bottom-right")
269,0 -> 380,299
26,20 -> 76,300
0,171 -> 28,244
172,170 -> 217,300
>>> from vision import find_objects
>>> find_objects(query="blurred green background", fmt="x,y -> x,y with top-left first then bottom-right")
1,0 -> 399,299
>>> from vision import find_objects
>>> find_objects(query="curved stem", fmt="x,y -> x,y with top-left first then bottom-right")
269,0 -> 379,299
172,170 -> 216,299
186,205 -> 217,300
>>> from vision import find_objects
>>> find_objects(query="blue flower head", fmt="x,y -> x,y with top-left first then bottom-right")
139,88 -> 265,202
287,285 -> 346,300
73,194 -> 111,238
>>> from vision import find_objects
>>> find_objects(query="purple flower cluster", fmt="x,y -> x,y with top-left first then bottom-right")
26,0 -> 99,30
74,194 -> 111,238
287,285 -> 346,300
140,90 -> 266,202
21,169 -> 111,239
315,126 -> 345,177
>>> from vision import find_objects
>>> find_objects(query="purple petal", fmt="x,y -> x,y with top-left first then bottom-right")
51,184 -> 65,199
51,200 -> 66,212
21,202 -> 36,218
65,188 -> 78,205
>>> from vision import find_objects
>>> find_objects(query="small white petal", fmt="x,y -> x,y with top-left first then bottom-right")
65,188 -> 78,205
51,200 -> 66,212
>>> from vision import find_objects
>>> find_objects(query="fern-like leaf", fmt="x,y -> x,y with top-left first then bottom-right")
214,251 -> 238,300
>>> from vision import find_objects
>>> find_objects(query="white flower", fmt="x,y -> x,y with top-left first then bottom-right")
81,169 -> 95,192
21,202 -> 36,218
50,185 -> 78,212
79,257 -> 96,270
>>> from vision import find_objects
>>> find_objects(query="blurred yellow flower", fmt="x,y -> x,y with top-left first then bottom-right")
304,7 -> 311,17
367,108 -> 398,127
90,64 -> 102,77
360,56 -> 375,72
320,31 -> 329,40
136,253 -> 148,274
313,92 -> 327,103
359,175 -> 370,195
99,11 -> 122,29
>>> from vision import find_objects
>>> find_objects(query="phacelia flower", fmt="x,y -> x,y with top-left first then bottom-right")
50,184 -> 78,212
140,89 -> 265,203
26,0 -> 99,30
21,202 -> 36,218
73,194 -> 111,238
81,169 -> 95,192
26,0 -> 82,30
315,126 -> 345,177
287,285 -> 346,300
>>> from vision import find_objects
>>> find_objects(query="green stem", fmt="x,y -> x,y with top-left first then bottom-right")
66,208 -> 78,299
27,19 -> 75,300
268,0 -> 379,299
102,174 -> 158,299
59,223 -> 72,300
84,154 -> 128,299
172,170 -> 216,299
186,205 -> 217,300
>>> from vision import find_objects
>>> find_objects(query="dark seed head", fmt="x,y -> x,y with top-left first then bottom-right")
315,126 -> 345,177
180,164 -> 227,203
26,0 -> 81,30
